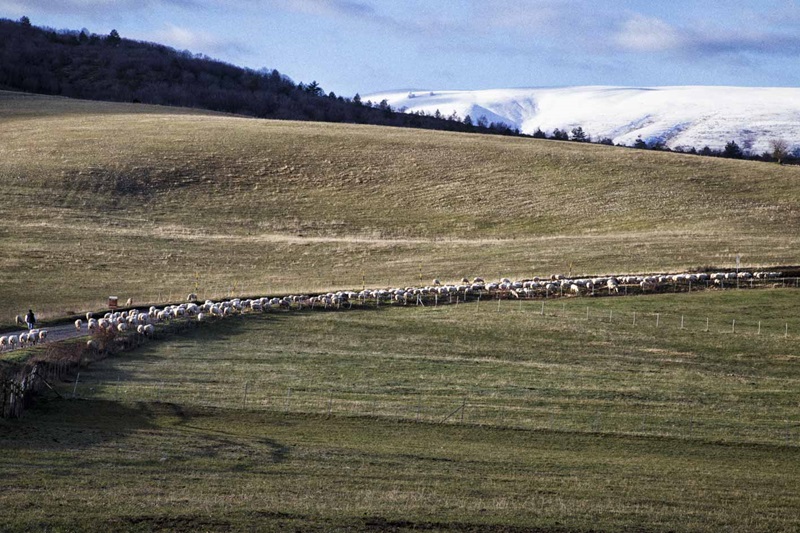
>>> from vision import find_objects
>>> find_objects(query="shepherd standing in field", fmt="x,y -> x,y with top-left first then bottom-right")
25,309 -> 36,330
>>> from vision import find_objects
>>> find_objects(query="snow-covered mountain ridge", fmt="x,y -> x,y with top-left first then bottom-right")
365,86 -> 800,153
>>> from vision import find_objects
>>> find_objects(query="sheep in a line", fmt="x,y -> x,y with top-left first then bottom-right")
0,268 -> 778,355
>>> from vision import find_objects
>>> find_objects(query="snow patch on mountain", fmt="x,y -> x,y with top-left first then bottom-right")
365,86 -> 800,154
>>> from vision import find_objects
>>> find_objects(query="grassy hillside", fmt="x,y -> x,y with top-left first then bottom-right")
1,90 -> 799,322
2,291 -> 798,531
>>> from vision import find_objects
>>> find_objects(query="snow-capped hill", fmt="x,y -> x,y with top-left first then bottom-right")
365,86 -> 800,153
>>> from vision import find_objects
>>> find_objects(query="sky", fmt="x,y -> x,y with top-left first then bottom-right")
2,0 -> 800,96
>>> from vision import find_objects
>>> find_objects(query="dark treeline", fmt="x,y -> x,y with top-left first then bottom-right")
0,17 -> 521,137
532,126 -> 800,165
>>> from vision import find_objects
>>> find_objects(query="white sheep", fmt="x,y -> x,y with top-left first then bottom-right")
38,330 -> 47,342
117,323 -> 128,333
197,313 -> 206,321
0,336 -> 6,350
143,324 -> 155,336
607,279 -> 619,293
8,335 -> 18,348
75,319 -> 83,331
187,293 -> 198,302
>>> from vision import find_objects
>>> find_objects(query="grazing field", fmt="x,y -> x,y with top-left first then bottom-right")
2,290 -> 798,531
2,91 -> 800,325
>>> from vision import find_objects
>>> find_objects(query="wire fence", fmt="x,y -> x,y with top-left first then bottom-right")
483,298 -> 799,341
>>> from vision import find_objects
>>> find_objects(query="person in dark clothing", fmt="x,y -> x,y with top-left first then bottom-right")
25,309 -> 35,330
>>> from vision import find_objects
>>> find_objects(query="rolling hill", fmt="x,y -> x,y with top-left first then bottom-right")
366,86 -> 800,153
1,90 -> 799,322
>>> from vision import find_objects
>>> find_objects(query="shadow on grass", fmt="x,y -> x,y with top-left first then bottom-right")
0,398 -> 159,451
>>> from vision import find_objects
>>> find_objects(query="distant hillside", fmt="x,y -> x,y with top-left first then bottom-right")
0,17 -> 518,136
367,86 -> 800,156
1,90 -> 799,320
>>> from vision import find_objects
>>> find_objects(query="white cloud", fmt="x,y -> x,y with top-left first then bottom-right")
0,0 -> 199,15
270,0 -> 375,18
146,24 -> 250,56
614,15 -> 683,52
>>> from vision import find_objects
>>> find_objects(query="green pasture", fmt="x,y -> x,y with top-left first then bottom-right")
2,289 -> 798,531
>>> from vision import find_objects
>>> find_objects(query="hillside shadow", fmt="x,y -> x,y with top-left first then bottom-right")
0,398 -> 158,452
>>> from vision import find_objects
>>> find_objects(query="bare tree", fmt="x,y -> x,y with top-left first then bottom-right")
770,139 -> 789,165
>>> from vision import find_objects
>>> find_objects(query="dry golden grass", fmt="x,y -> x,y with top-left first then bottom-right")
1,90 -> 799,323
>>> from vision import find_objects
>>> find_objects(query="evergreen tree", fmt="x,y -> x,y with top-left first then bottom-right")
570,126 -> 588,142
305,80 -> 323,96
106,29 -> 121,45
532,128 -> 547,139
722,140 -> 743,159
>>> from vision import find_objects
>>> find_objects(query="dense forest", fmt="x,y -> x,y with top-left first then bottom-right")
0,17 -> 520,136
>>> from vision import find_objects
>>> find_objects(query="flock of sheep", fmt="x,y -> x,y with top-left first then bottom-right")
0,269 -> 786,354
0,328 -> 48,351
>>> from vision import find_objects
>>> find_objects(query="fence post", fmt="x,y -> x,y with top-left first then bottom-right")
541,301 -> 545,316
732,320 -> 736,334
656,313 -> 660,328
680,315 -> 684,329
633,311 -> 636,326
242,381 -> 249,409
72,372 -> 80,399
758,321 -> 761,335
706,317 -> 709,332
